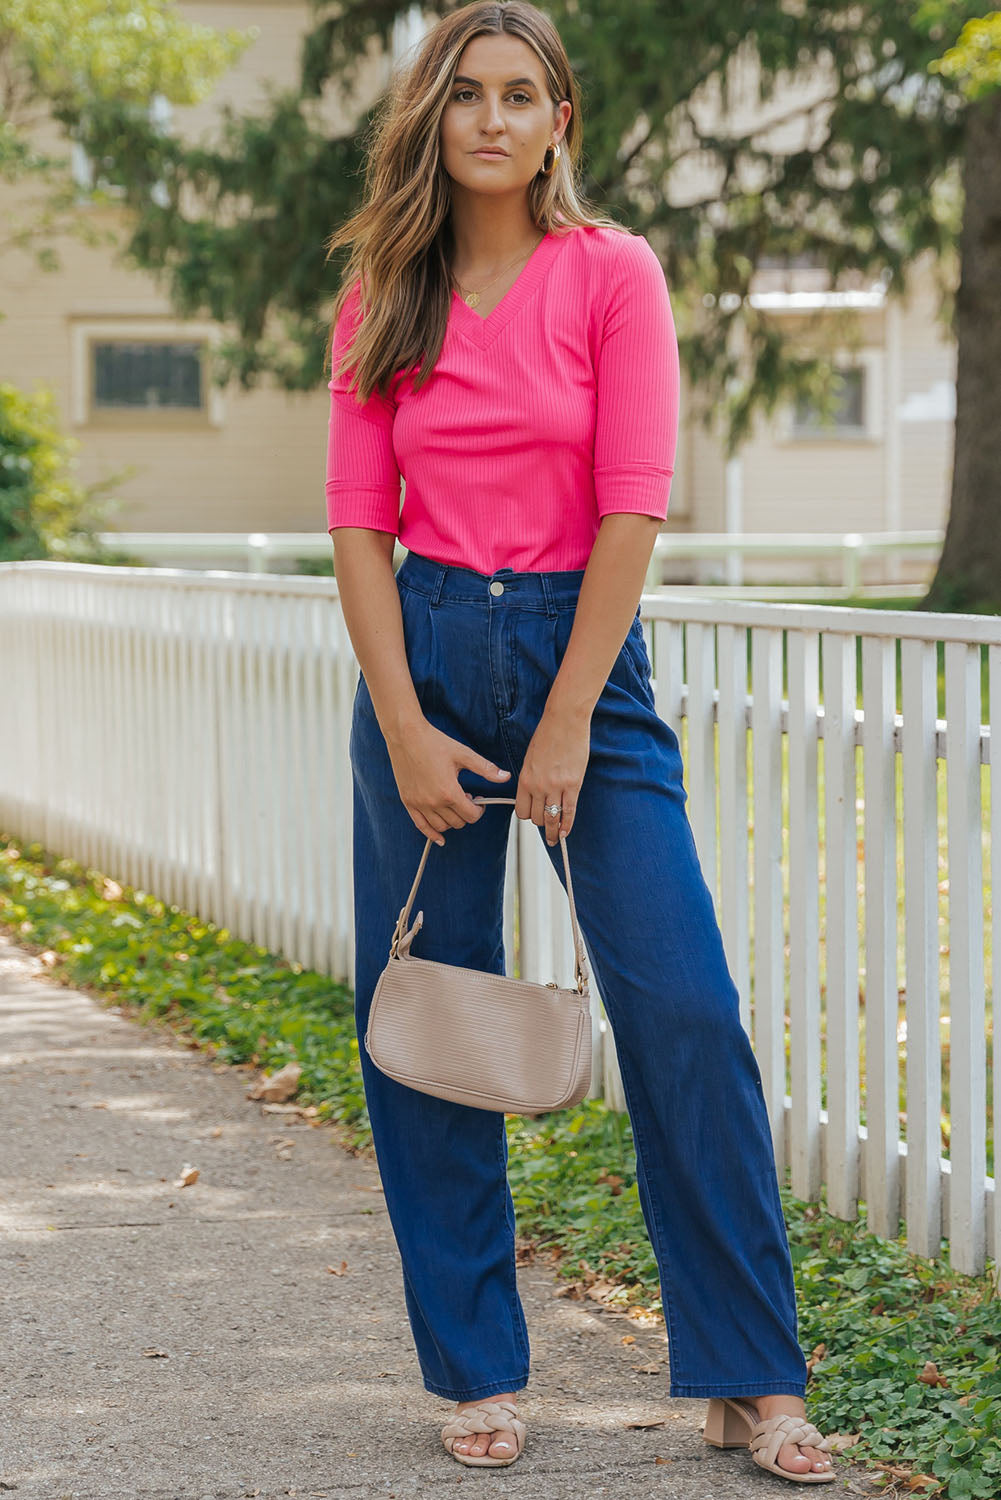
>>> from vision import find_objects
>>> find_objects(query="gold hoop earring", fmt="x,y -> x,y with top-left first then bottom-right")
539,141 -> 561,177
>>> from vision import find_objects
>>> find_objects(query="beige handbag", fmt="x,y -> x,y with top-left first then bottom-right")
364,796 -> 592,1116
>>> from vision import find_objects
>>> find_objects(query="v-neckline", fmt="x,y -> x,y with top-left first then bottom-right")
449,228 -> 570,349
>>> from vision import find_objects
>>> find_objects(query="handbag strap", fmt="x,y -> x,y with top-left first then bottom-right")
388,796 -> 590,996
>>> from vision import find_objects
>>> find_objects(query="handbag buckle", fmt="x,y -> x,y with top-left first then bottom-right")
393,909 -> 423,959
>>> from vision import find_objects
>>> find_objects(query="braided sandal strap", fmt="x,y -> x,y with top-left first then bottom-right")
441,1401 -> 525,1454
749,1412 -> 832,1469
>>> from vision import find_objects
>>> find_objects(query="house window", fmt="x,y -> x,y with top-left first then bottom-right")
791,366 -> 866,437
92,340 -> 204,411
70,320 -> 224,428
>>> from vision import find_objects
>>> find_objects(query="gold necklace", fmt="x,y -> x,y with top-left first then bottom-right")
453,230 -> 545,308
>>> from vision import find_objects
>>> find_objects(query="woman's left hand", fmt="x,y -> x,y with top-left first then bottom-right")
515,708 -> 591,843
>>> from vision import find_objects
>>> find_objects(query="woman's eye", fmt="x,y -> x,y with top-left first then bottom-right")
452,89 -> 531,103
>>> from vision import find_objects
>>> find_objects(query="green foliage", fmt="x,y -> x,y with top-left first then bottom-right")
926,8 -> 1001,101
506,1102 -> 660,1303
0,380 -> 139,562
786,1209 -> 1001,1499
291,555 -> 335,576
3,0 -> 253,111
2,829 -> 998,1495
0,0 -> 253,284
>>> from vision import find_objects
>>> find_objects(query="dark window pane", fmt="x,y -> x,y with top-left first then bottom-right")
793,367 -> 865,433
93,341 -> 203,409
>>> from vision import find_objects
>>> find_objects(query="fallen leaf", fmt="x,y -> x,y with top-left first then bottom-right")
876,1463 -> 939,1490
142,1347 -> 169,1358
326,1262 -> 348,1276
625,1416 -> 665,1429
210,1127 -> 223,1138
826,1432 -> 861,1453
632,1363 -> 661,1374
620,1335 -> 636,1345
625,1306 -> 659,1324
918,1360 -> 948,1388
174,1164 -> 199,1188
597,1172 -> 625,1195
654,1455 -> 674,1464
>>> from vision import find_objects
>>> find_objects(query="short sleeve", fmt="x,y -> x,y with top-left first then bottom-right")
593,233 -> 680,521
325,279 -> 402,536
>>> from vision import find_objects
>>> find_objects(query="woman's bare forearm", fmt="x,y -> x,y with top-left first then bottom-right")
545,513 -> 662,723
330,528 -> 424,748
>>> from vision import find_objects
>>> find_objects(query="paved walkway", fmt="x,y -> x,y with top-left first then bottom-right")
0,932 -> 876,1499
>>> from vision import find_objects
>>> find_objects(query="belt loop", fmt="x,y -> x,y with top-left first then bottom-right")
540,573 -> 558,618
430,564 -> 447,608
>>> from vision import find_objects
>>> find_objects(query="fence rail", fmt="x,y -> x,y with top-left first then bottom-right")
0,561 -> 996,1275
93,528 -> 943,593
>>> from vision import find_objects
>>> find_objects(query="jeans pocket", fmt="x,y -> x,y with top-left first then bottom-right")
397,582 -> 440,719
621,618 -> 654,694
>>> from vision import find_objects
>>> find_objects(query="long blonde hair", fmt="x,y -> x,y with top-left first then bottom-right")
323,0 -> 625,402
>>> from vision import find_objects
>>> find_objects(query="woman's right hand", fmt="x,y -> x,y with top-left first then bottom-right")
387,718 -> 512,846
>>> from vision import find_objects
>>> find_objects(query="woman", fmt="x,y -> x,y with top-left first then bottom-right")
323,0 -> 835,1484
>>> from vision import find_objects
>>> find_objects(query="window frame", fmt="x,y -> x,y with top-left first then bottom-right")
69,320 -> 225,428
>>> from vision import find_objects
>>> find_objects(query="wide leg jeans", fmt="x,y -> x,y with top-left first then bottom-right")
348,548 -> 810,1402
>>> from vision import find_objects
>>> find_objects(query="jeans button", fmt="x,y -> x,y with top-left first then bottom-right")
489,581 -> 505,596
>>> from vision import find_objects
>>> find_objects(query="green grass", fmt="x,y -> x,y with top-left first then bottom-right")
1,833 -> 998,1497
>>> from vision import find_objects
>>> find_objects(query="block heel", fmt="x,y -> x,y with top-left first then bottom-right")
703,1396 -> 756,1446
702,1397 -> 836,1483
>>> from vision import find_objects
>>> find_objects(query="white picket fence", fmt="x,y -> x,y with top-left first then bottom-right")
0,560 -> 996,1275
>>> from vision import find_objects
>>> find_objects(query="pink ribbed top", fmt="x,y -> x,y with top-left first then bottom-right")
325,223 -> 680,575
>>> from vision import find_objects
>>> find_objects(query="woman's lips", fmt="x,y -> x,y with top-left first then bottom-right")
473,149 -> 508,157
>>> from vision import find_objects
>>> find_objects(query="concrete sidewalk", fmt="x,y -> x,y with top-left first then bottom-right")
1,932 -> 875,1499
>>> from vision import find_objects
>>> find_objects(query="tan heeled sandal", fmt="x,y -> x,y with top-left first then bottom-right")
703,1397 -> 836,1483
441,1399 -> 526,1468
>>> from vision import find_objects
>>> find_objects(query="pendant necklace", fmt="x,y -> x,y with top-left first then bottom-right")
453,230 -> 545,308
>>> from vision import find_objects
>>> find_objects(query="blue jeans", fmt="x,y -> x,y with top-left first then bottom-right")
348,548 -> 809,1403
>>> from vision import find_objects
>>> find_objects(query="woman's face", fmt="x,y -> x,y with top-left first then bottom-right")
439,32 -> 570,198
